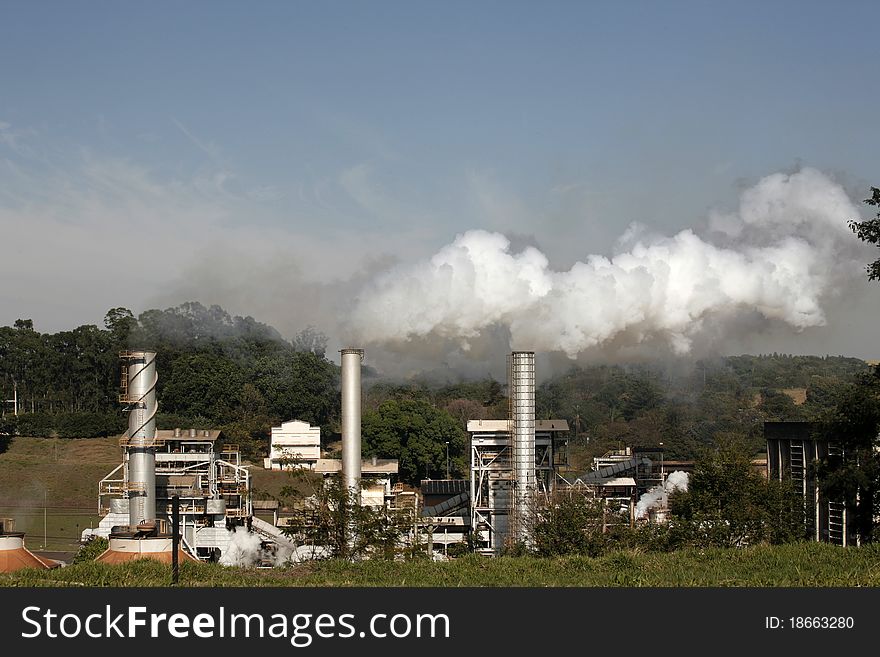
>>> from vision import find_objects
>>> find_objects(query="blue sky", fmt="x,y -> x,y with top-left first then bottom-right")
1,1 -> 878,365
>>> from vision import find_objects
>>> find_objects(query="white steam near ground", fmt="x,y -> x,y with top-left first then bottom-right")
218,527 -> 267,567
218,527 -> 327,567
635,470 -> 690,519
348,169 -> 866,363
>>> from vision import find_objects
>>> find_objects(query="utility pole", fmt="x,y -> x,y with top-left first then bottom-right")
445,441 -> 450,479
43,488 -> 47,549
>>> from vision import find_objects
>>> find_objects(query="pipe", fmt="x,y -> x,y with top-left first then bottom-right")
124,351 -> 158,528
340,348 -> 364,504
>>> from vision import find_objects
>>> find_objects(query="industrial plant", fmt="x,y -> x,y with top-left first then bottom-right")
0,338 -> 843,571
421,351 -> 675,556
68,346 -> 683,565
85,351 -> 292,563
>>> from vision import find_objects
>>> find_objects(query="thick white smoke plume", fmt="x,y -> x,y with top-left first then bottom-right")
635,470 -> 689,519
219,527 -> 265,567
219,527 -> 308,567
350,169 -> 861,358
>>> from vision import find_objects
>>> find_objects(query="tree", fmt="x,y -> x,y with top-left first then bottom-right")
362,398 -> 466,485
849,186 -> 880,281
280,475 -> 412,561
292,326 -> 328,358
104,307 -> 136,345
669,436 -> 805,547
532,492 -> 625,557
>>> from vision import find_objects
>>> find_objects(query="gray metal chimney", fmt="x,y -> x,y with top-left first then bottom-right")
509,351 -> 536,547
121,351 -> 158,528
340,348 -> 364,504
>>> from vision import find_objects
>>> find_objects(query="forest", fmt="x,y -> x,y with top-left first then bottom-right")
0,301 -> 872,482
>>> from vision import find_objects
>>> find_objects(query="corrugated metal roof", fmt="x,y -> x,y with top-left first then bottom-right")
600,477 -> 636,487
420,479 -> 468,495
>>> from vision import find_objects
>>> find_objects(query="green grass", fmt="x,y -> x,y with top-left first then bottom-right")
3,542 -> 880,587
0,507 -> 100,552
0,436 -> 116,552
0,436 -> 121,509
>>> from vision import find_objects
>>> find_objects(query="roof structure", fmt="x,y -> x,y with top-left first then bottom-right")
95,547 -> 197,565
95,536 -> 198,564
0,534 -> 59,572
467,419 -> 570,432
421,479 -> 468,496
314,458 -> 399,474
156,429 -> 223,441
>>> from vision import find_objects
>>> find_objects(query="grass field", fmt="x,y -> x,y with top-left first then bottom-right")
0,506 -> 100,553
0,436 -> 121,509
2,542 -> 880,587
0,436 -> 119,552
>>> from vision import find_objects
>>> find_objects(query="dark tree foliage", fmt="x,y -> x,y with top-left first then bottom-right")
0,303 -> 339,455
849,186 -> 880,281
362,398 -> 467,485
532,493 -> 628,557
72,536 -> 109,563
815,368 -> 880,543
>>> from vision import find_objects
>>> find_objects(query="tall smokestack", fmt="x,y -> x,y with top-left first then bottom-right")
509,351 -> 535,546
122,351 -> 158,528
340,348 -> 364,504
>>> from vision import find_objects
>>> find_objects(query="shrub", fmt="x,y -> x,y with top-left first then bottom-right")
72,537 -> 109,564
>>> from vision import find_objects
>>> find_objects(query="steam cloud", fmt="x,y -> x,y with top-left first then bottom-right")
219,527 -> 265,567
635,470 -> 689,519
349,169 -> 861,358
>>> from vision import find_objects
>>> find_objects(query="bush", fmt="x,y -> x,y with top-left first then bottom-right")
56,412 -> 125,438
532,494 -> 627,557
13,412 -> 56,437
72,537 -> 109,564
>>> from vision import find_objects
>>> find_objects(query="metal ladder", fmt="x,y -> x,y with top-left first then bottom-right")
789,442 -> 805,492
827,501 -> 845,545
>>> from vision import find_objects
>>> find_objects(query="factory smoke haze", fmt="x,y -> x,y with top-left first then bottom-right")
635,471 -> 690,520
349,169 -> 864,360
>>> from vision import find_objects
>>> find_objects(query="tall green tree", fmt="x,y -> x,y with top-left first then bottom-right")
362,398 -> 466,485
849,186 -> 880,280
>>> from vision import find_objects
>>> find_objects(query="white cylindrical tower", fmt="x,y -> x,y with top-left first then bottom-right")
122,351 -> 158,528
340,348 -> 364,504
509,351 -> 535,546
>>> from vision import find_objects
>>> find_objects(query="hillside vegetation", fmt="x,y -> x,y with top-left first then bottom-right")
0,303 -> 871,483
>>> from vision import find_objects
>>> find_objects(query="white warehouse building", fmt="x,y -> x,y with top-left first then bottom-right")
264,420 -> 321,470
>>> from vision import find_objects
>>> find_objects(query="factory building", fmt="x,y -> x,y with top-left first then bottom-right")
420,480 -> 470,554
264,420 -> 321,470
418,351 -> 671,557
314,457 -> 399,507
87,351 -> 294,563
468,417 -> 570,554
91,427 -> 256,560
765,421 -> 857,545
